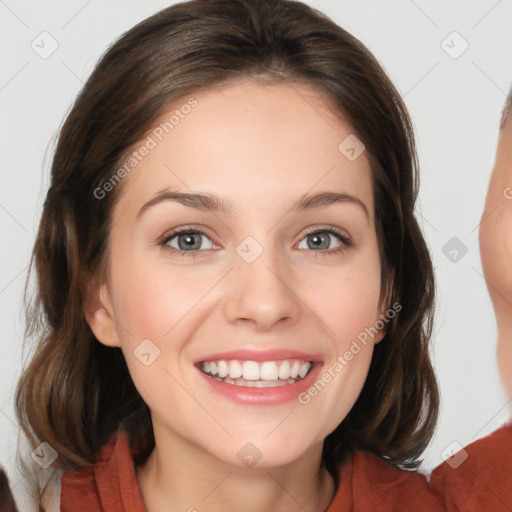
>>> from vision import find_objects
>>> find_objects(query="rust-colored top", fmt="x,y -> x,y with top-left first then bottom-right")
60,423 -> 512,511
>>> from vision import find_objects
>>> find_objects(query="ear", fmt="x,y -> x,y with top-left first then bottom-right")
374,270 -> 395,344
83,274 -> 121,348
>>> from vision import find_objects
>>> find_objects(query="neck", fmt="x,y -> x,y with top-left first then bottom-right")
136,422 -> 336,512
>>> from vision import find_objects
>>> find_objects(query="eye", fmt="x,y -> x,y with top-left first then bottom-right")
159,228 -> 215,259
158,226 -> 353,259
297,227 -> 352,255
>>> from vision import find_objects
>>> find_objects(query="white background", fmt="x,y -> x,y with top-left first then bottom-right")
1,0 -> 512,504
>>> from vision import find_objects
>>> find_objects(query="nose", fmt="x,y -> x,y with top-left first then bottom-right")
223,242 -> 302,332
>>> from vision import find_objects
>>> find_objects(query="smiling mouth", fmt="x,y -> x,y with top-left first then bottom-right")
197,358 -> 314,388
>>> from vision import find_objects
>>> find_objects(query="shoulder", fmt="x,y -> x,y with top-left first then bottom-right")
60,430 -> 147,512
429,421 -> 512,510
344,422 -> 512,511
350,450 -> 443,510
60,433 -> 119,510
327,447 -> 443,511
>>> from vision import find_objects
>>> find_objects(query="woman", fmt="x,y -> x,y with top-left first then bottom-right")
11,0 -> 512,510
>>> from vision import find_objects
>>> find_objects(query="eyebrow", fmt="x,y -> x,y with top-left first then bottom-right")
136,188 -> 370,220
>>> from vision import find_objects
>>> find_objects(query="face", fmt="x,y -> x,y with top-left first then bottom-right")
86,80 -> 389,469
480,113 -> 512,398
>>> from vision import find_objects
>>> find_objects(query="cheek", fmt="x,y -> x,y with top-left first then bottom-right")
292,250 -> 382,422
110,261 -> 203,415
303,255 -> 382,344
111,255 -> 215,343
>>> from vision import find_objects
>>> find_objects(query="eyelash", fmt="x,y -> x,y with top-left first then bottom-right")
157,226 -> 353,260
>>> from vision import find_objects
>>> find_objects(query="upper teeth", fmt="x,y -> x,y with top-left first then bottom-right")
201,359 -> 312,380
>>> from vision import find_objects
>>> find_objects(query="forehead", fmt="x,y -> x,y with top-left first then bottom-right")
113,80 -> 374,219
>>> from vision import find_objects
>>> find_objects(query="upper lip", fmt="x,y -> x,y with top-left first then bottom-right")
194,348 -> 323,364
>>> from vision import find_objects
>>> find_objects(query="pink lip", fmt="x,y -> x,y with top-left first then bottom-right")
194,348 -> 323,364
195,360 -> 323,406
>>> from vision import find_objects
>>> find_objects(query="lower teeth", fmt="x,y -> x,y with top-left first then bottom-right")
210,375 -> 302,387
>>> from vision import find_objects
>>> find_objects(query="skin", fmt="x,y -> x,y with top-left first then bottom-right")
84,80 -> 391,512
480,112 -> 512,408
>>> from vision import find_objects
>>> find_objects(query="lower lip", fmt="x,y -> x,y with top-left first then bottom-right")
196,362 -> 323,406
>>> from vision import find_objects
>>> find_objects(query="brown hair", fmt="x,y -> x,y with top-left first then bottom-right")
15,0 -> 439,506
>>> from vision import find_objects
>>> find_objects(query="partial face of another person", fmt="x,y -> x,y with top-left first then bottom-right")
480,110 -> 512,400
86,80 -> 390,468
